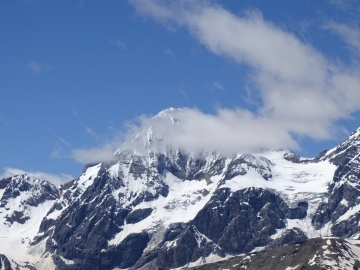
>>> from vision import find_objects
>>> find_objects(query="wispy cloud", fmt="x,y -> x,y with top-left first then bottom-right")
70,128 -> 124,164
25,61 -> 50,75
51,138 -> 72,159
64,1 -> 360,162
326,22 -> 360,55
212,81 -> 224,91
125,0 -> 360,154
0,168 -> 74,186
177,88 -> 189,100
328,0 -> 360,12
51,125 -> 122,165
163,47 -> 175,56
79,0 -> 87,11
84,126 -> 100,140
109,39 -> 127,50
72,143 -> 118,164
109,39 -> 127,58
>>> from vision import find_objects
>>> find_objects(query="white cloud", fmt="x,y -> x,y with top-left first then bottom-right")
68,1 -> 360,162
127,0 -> 360,151
72,143 -> 118,164
0,168 -> 74,186
71,129 -> 124,164
126,108 -> 298,155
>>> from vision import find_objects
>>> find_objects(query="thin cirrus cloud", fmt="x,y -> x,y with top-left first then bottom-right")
25,61 -> 50,75
109,39 -> 127,50
212,81 -> 224,91
326,22 -> 360,55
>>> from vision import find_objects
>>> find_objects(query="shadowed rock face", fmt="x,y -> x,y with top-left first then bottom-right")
133,187 -> 308,270
126,208 -> 153,224
0,175 -> 59,206
190,238 -> 360,270
312,129 -> 360,237
28,150 -> 311,270
18,146 -> 326,270
0,254 -> 12,270
0,175 -> 60,225
6,126 -> 360,269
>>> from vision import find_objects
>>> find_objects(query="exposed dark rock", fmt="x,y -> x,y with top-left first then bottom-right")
224,154 -> 273,181
283,151 -> 301,163
126,208 -> 153,224
267,228 -> 308,248
190,238 -> 359,270
0,178 -> 11,189
5,210 -> 29,225
0,254 -> 13,270
288,202 -> 308,219
11,126 -> 360,269
135,187 -> 309,269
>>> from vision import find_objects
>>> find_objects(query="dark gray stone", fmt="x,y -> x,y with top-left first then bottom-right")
126,208 -> 153,224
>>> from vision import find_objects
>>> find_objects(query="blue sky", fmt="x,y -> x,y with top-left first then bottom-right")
1,0 -> 360,184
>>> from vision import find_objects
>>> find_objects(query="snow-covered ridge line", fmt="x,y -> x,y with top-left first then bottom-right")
0,174 -> 60,269
3,110 -> 360,269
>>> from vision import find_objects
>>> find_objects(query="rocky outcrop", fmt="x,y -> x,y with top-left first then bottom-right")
133,187 -> 309,269
5,114 -> 360,269
0,254 -> 12,270
312,128 -> 360,237
190,238 -> 360,270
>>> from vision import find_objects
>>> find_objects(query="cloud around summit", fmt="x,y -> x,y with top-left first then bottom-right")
122,0 -> 360,154
70,0 -> 360,162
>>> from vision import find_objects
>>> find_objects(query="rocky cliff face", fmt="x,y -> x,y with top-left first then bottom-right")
0,174 -> 59,224
190,237 -> 360,270
0,174 -> 60,269
312,128 -> 360,238
27,142 -> 338,270
2,111 -> 360,269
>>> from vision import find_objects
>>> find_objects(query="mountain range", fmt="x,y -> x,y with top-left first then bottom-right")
1,108 -> 360,269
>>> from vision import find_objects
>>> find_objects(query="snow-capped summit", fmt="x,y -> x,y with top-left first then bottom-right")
0,174 -> 59,269
4,114 -> 360,269
115,107 -> 183,156
317,127 -> 360,165
0,174 -> 59,217
155,107 -> 182,120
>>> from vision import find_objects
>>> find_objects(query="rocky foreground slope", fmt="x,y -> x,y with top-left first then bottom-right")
190,238 -> 360,270
1,109 -> 360,269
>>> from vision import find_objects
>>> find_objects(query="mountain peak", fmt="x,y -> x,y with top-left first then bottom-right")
156,107 -> 182,116
115,107 -> 183,155
5,123 -> 360,269
316,127 -> 360,164
348,126 -> 360,141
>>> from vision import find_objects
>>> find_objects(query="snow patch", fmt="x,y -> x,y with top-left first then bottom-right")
336,204 -> 360,224
108,172 -> 222,246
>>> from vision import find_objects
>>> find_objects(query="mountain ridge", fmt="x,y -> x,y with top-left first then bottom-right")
1,109 -> 360,269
